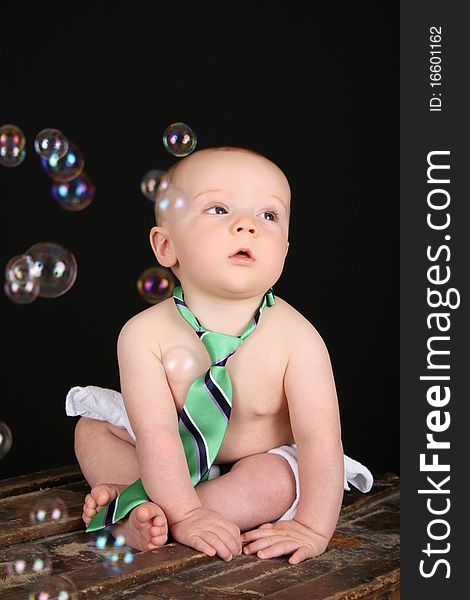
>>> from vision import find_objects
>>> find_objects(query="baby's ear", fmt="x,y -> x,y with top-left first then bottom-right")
149,226 -> 177,267
285,240 -> 290,258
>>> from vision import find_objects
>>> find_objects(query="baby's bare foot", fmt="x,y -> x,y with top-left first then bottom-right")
82,483 -> 124,526
113,502 -> 168,551
82,484 -> 168,551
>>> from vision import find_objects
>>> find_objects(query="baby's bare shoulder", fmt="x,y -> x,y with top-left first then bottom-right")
118,297 -> 176,345
273,296 -> 327,351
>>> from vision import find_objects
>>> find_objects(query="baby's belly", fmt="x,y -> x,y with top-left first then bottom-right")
215,413 -> 294,463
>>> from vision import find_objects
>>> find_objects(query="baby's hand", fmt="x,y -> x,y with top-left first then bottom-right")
241,520 -> 330,564
170,507 -> 242,561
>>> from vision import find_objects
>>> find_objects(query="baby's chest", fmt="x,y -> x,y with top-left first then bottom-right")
161,330 -> 287,416
228,349 -> 287,416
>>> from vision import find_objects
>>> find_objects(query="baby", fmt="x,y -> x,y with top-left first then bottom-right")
68,147 -> 372,564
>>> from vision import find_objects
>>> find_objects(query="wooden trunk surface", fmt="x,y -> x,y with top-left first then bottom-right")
0,465 -> 399,599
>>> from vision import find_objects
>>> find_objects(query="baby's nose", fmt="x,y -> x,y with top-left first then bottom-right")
231,215 -> 258,236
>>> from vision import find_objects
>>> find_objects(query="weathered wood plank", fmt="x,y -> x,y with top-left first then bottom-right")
340,473 -> 399,517
0,543 -> 215,600
0,524 -> 399,599
359,582 -> 400,600
0,464 -> 84,499
0,480 -> 89,546
158,487 -> 399,598
264,557 -> 399,599
166,545 -> 399,597
0,466 -> 400,599
98,579 -> 259,600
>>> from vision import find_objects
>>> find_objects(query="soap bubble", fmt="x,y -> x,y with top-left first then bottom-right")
30,496 -> 68,525
0,123 -> 26,151
34,129 -> 69,160
0,146 -> 26,168
88,530 -> 135,574
162,346 -> 201,384
162,122 -> 197,157
5,254 -> 35,284
51,173 -> 95,211
155,182 -> 188,222
41,142 -> 84,182
4,254 -> 39,304
140,169 -> 166,202
3,544 -> 52,581
0,124 -> 26,167
137,266 -> 176,304
24,574 -> 77,599
26,242 -> 77,298
3,254 -> 39,304
0,421 -> 13,460
4,278 -> 40,304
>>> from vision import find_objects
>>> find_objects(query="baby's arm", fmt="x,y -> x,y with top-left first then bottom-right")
242,317 -> 344,563
286,322 -> 344,543
117,314 -> 241,559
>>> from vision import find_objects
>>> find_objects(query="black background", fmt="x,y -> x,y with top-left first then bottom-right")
1,1 -> 398,479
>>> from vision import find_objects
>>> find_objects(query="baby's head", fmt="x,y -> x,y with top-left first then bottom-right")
150,147 -> 291,298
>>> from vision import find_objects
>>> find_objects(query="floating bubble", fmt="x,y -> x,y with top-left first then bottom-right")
51,173 -> 95,211
24,574 -> 77,599
155,182 -> 188,222
41,142 -> 84,182
5,254 -> 35,284
162,346 -> 201,384
137,266 -> 176,304
140,169 -> 166,202
34,129 -> 69,161
162,122 -> 197,157
3,544 -> 52,581
26,242 -> 77,298
30,496 -> 68,525
0,421 -> 13,460
0,124 -> 26,167
0,146 -> 26,168
88,530 -> 134,574
4,278 -> 40,304
0,123 -> 26,151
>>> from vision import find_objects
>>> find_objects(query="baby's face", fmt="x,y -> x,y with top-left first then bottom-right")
160,149 -> 290,296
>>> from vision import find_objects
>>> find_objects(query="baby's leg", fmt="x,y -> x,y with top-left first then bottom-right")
74,417 -> 167,551
75,418 -> 295,548
196,453 -> 296,531
74,416 -> 140,486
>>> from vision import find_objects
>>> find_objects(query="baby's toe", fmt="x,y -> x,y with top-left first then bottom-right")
150,533 -> 167,547
85,494 -> 97,509
152,514 -> 167,528
84,506 -> 97,518
150,525 -> 164,537
134,503 -> 152,523
91,487 -> 110,507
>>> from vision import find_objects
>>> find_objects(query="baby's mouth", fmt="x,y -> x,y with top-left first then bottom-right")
229,249 -> 255,263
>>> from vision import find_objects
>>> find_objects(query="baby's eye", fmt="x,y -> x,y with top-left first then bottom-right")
260,211 -> 279,222
205,205 -> 228,215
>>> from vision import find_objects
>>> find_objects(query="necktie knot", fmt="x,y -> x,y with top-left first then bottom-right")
173,286 -> 275,354
197,330 -> 243,365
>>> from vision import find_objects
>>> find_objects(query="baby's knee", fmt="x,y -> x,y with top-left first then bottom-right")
233,453 -> 296,501
265,454 -> 296,502
74,417 -> 105,447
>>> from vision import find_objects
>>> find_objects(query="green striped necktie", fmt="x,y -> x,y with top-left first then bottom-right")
86,285 -> 275,532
